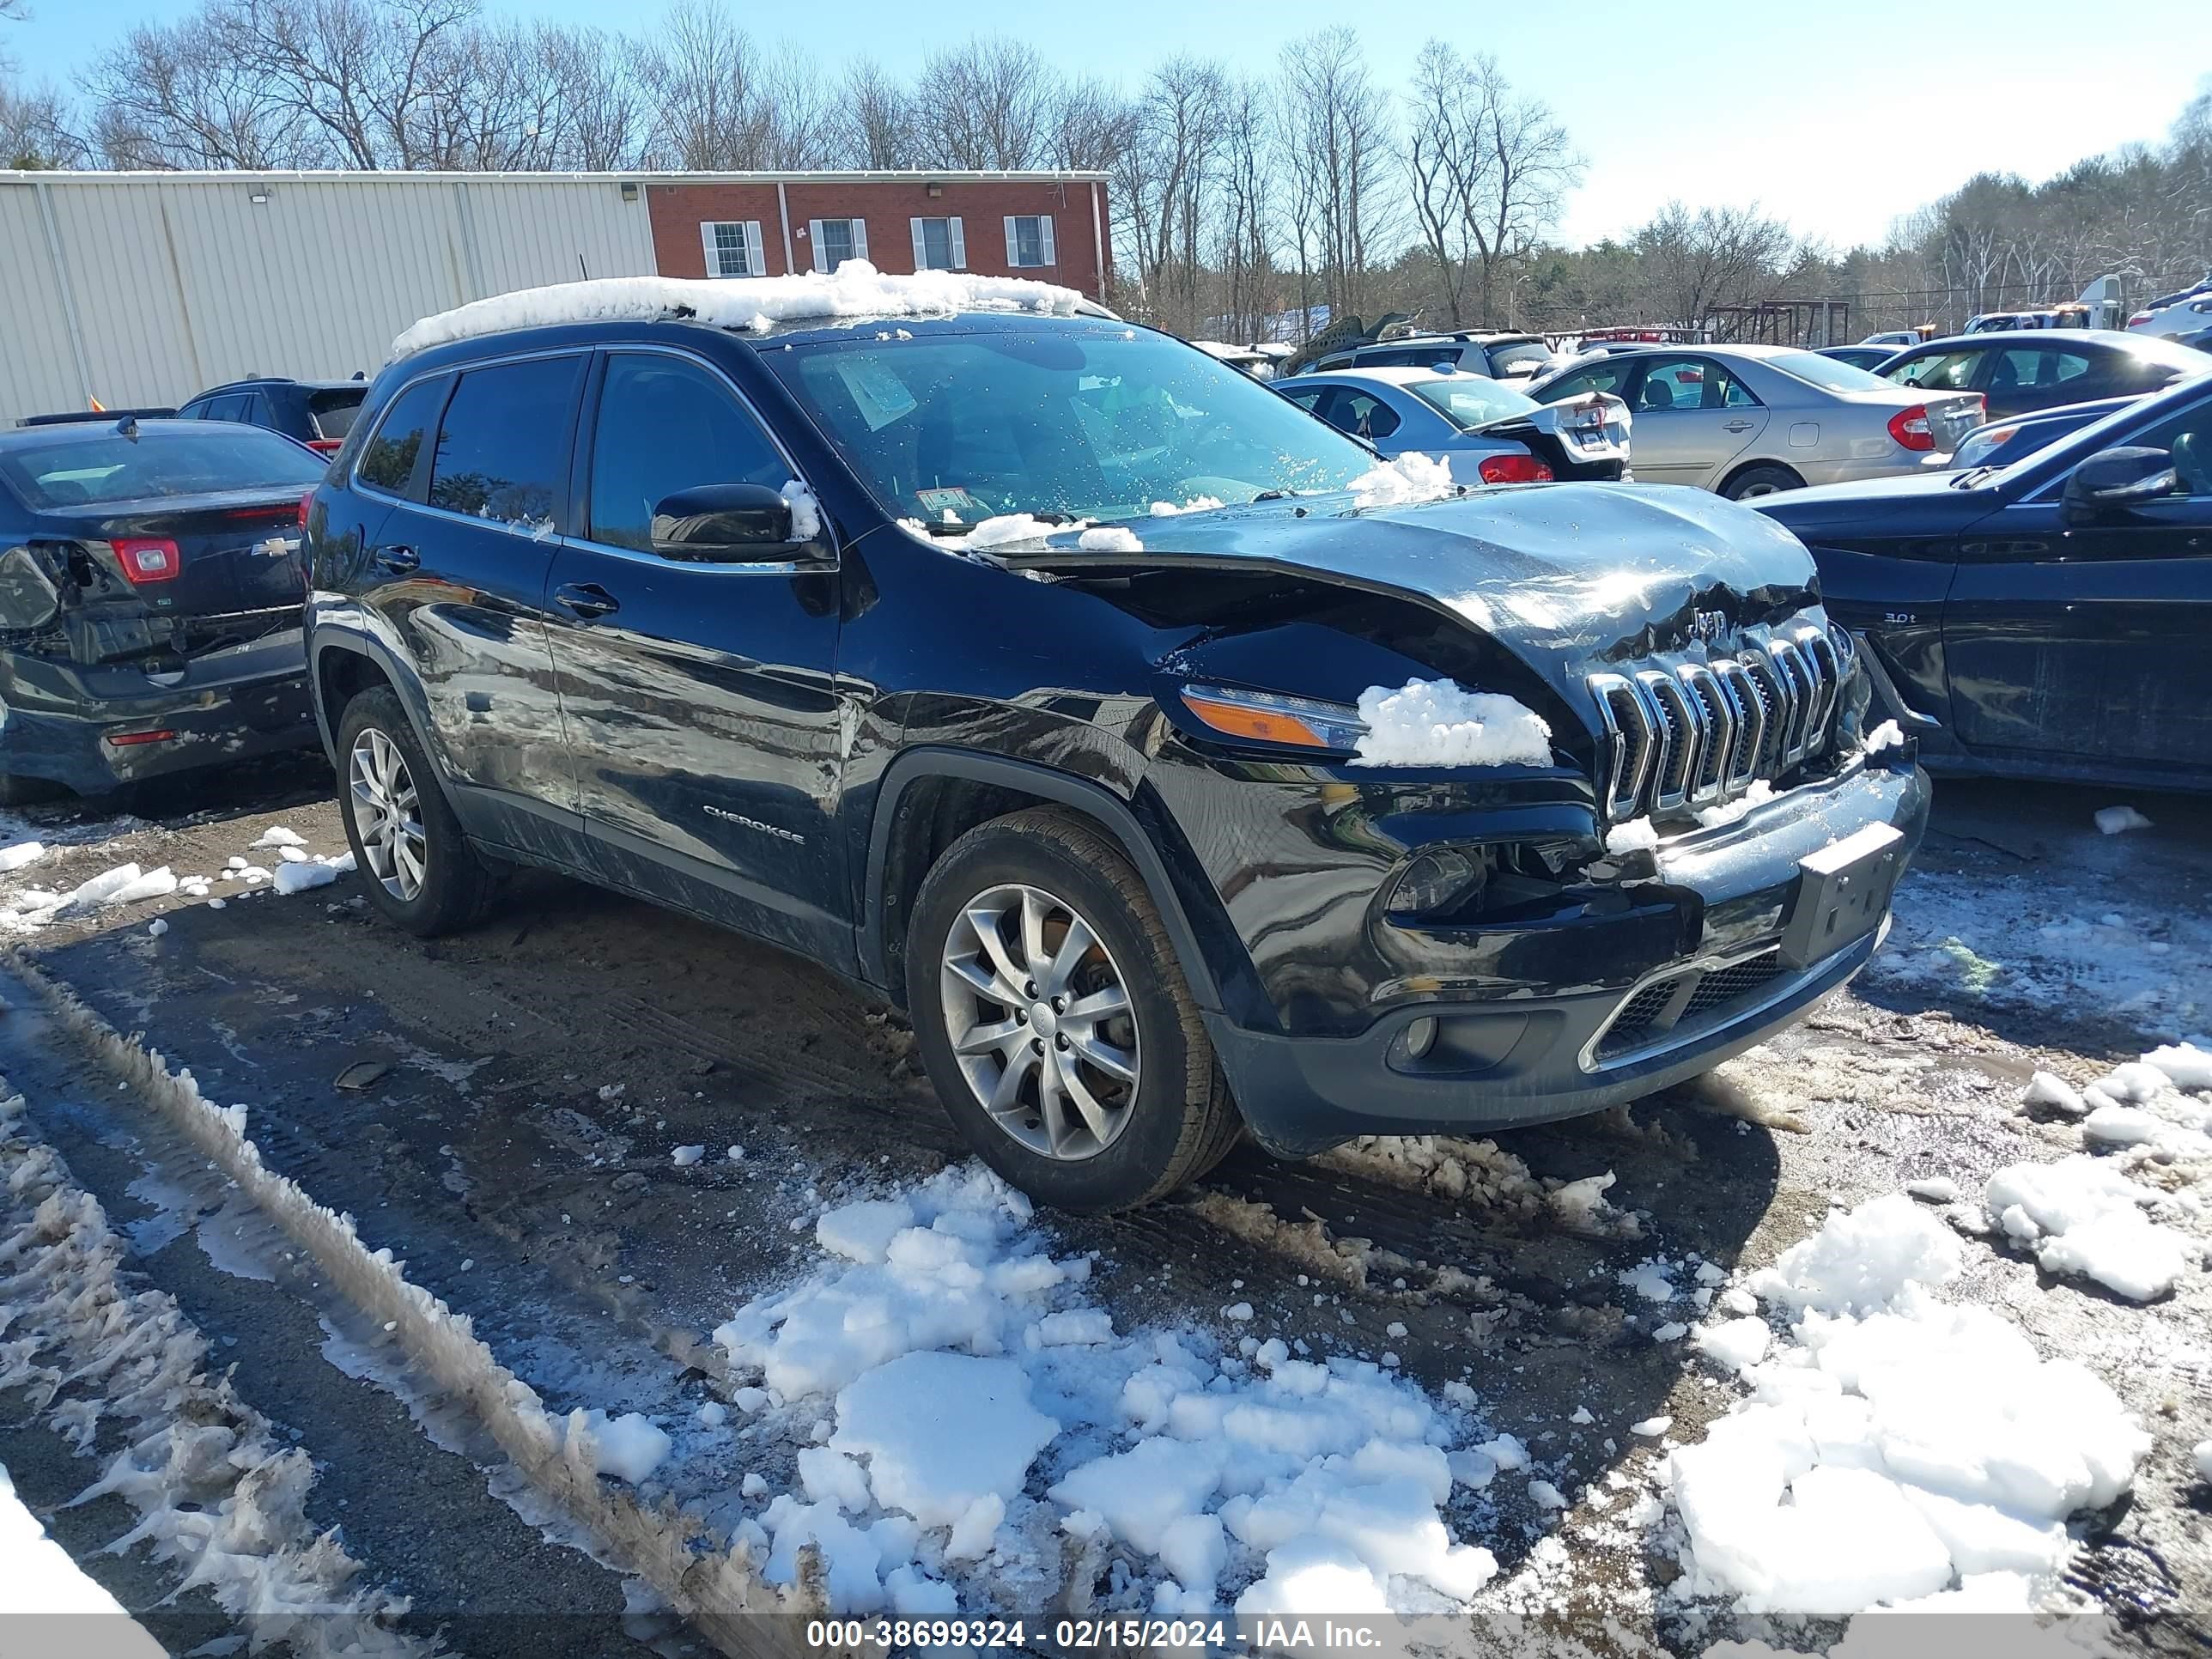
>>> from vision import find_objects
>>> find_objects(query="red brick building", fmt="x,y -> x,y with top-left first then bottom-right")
643,172 -> 1113,301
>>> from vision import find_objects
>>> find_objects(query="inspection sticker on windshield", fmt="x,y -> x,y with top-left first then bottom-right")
916,486 -> 981,514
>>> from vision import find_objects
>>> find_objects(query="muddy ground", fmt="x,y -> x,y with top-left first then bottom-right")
0,752 -> 2205,1656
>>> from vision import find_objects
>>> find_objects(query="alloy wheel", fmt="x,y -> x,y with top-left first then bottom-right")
349,727 -> 428,902
938,882 -> 1141,1161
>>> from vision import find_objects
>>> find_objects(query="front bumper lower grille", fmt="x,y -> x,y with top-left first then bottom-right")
1589,948 -> 1793,1066
1588,624 -> 1850,822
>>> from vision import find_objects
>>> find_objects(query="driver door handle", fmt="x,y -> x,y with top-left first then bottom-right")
1722,419 -> 1754,433
370,544 -> 418,574
555,581 -> 620,621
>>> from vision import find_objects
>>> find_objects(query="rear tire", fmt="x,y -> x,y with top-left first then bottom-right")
1722,463 -> 1802,501
0,774 -> 64,809
335,687 -> 499,937
905,806 -> 1242,1212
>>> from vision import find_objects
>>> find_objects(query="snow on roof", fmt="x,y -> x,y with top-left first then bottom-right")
388,259 -> 1090,362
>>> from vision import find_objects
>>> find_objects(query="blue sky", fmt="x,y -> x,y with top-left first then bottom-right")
9,0 -> 2209,250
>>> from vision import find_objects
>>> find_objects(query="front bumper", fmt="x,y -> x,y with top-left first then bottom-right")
1207,755 -> 1929,1156
0,629 -> 318,794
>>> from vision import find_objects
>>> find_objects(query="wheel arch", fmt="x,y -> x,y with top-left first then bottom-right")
1718,457 -> 1806,498
309,631 -> 439,770
862,749 -> 1230,1018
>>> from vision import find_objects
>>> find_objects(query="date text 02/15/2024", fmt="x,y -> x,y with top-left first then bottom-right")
804,1619 -> 1395,1650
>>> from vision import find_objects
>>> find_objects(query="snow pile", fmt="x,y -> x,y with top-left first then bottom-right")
1149,495 -> 1225,516
1695,779 -> 1776,830
392,263 -> 1086,359
963,514 -> 1061,551
713,1164 -> 1500,1617
0,840 -> 43,873
563,1408 -> 672,1484
1983,1156 -> 2194,1302
0,1082 -> 429,1654
1605,817 -> 1659,854
271,852 -> 356,896
1348,453 -> 1457,509
1077,526 -> 1145,552
1861,720 -> 1904,756
781,478 -> 823,541
252,826 -> 307,849
1351,678 -> 1553,769
2093,805 -> 2153,836
1665,1194 -> 2151,1617
6,862 -> 178,926
2022,1072 -> 2087,1116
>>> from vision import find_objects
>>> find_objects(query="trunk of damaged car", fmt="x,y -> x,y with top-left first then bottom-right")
0,492 -> 305,672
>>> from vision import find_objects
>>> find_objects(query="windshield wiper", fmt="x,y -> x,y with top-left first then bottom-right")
1948,465 -> 1998,489
1249,489 -> 1292,502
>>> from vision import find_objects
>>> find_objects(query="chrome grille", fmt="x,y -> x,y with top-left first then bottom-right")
1589,623 -> 1849,823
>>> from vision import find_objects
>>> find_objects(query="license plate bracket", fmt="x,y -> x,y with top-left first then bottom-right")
1778,822 -> 1905,969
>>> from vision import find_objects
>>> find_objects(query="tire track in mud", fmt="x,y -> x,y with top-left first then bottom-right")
6,951 -> 835,1659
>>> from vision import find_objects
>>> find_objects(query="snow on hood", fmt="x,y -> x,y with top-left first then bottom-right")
388,259 -> 1089,362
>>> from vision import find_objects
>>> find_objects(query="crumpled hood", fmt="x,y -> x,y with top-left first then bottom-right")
1001,483 -> 1824,705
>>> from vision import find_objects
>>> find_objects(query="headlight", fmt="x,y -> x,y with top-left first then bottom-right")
1180,684 -> 1367,752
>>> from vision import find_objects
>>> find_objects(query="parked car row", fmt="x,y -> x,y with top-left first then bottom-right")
6,272 -> 2208,1212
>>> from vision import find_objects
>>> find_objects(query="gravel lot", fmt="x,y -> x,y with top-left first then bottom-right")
0,755 -> 2203,1656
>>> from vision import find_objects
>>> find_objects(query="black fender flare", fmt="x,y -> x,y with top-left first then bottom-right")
861,747 -> 1231,1017
307,628 -> 443,771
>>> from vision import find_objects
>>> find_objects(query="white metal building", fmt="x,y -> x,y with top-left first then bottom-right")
0,171 -> 660,426
0,168 -> 1112,428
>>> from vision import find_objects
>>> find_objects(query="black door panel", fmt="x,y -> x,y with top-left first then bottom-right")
550,349 -> 851,963
368,355 -> 584,828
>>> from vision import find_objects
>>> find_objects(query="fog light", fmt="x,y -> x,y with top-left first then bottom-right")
1386,849 -> 1482,918
1403,1016 -> 1438,1060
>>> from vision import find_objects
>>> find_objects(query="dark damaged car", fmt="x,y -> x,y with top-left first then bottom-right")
0,416 -> 325,803
302,293 -> 1929,1211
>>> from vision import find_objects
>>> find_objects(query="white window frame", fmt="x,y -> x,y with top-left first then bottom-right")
910,215 -> 966,272
1003,214 -> 1056,269
699,220 -> 767,279
807,216 -> 868,274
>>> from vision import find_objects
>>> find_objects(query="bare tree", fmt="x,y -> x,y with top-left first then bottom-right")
1277,28 -> 1391,321
1633,201 -> 1796,327
631,0 -> 772,169
833,58 -> 913,169
88,9 -> 333,167
911,37 -> 1052,169
1043,76 -> 1132,174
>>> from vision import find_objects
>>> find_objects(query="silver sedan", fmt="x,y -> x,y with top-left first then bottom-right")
1527,343 -> 1985,499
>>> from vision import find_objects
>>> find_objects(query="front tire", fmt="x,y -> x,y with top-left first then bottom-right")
905,807 -> 1242,1212
335,686 -> 499,937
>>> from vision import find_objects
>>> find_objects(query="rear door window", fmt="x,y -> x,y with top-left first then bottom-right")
356,377 -> 449,498
586,353 -> 789,553
427,356 -> 586,532
1887,349 -> 1983,392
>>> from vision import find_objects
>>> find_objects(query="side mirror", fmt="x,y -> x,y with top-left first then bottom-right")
649,483 -> 819,562
2063,446 -> 2177,522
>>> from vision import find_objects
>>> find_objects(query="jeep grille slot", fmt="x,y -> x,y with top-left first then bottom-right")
1587,624 -> 1848,823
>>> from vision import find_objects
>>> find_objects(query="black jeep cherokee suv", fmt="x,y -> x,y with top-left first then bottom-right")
303,290 -> 1929,1211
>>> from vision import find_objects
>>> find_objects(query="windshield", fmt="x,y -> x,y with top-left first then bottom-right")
0,424 -> 325,511
766,323 -> 1374,526
1770,350 -> 1890,393
1485,340 -> 1558,376
1408,377 -> 1540,429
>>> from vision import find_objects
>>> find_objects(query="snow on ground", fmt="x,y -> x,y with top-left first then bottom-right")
0,1082 -> 427,1655
1351,679 -> 1555,769
1663,1194 -> 2152,1619
0,1462 -> 164,1650
711,1162 -> 1504,1618
389,261 -> 1086,360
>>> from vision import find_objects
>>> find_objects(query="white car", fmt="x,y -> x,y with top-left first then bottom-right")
1859,329 -> 1925,349
2130,291 -> 2212,340
1271,367 -> 1631,483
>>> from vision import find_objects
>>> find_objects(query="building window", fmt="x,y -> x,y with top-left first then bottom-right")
910,216 -> 965,271
700,221 -> 766,278
1004,214 -> 1055,269
809,217 -> 867,273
